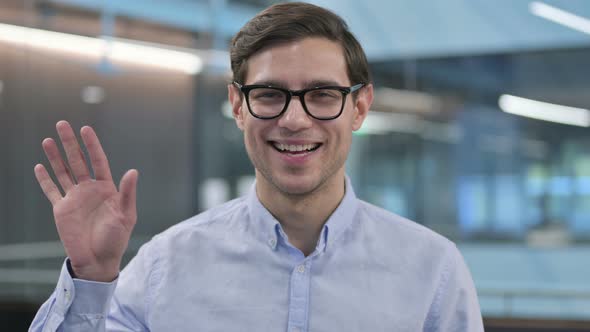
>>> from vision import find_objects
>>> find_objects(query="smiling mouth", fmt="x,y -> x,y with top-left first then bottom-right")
270,142 -> 322,154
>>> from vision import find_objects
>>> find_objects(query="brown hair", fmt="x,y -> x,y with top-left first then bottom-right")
230,2 -> 371,86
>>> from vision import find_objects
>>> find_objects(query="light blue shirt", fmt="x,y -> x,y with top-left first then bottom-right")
30,178 -> 483,331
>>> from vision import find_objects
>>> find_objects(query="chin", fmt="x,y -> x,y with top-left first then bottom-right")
277,177 -> 317,196
268,171 -> 324,197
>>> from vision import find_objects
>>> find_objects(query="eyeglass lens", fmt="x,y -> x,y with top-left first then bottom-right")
248,88 -> 343,118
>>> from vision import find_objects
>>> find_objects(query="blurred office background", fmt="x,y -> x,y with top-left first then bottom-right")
1,0 -> 589,330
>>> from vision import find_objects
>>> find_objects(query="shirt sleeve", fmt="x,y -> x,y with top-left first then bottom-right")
424,244 -> 485,332
28,258 -> 118,332
29,241 -> 156,332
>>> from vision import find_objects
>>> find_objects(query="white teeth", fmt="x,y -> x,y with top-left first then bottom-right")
273,142 -> 319,152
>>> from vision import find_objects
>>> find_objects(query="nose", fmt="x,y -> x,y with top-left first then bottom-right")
276,96 -> 313,131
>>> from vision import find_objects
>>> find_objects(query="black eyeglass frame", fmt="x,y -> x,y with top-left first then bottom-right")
233,81 -> 365,120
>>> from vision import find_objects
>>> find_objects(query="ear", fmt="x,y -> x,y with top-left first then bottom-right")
351,83 -> 373,131
228,84 -> 245,131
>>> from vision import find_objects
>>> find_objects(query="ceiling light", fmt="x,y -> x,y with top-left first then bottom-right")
530,1 -> 590,35
373,87 -> 440,114
0,22 -> 203,74
499,94 -> 590,127
358,112 -> 421,135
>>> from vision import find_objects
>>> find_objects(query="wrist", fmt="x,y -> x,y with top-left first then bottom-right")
69,259 -> 120,282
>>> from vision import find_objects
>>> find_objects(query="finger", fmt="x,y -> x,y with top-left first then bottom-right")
80,126 -> 113,182
42,138 -> 74,192
119,169 -> 138,227
34,164 -> 63,205
56,121 -> 91,183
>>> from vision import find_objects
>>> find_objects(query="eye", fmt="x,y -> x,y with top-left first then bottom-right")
308,89 -> 340,100
251,88 -> 284,100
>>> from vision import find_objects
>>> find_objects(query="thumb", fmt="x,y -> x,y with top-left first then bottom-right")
119,169 -> 138,223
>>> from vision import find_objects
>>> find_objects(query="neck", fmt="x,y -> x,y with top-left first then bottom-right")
256,170 -> 346,256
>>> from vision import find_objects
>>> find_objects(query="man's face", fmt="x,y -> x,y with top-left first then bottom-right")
229,37 -> 373,197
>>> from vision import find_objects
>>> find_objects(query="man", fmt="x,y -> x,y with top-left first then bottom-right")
30,2 -> 484,331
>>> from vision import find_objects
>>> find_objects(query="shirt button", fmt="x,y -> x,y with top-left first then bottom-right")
296,265 -> 305,273
268,238 -> 277,247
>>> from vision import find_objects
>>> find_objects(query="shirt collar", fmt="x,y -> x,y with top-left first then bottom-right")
246,175 -> 359,253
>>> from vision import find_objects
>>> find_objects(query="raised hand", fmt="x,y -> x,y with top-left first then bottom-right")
34,121 -> 138,282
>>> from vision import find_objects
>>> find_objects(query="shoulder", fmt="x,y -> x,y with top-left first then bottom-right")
357,200 -> 453,245
120,197 -> 250,286
148,196 -> 249,248
354,199 -> 457,261
352,200 -> 469,289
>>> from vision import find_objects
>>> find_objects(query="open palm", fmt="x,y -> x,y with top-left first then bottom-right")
34,121 -> 138,282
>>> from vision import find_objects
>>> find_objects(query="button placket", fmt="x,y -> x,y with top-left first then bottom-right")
287,260 -> 311,332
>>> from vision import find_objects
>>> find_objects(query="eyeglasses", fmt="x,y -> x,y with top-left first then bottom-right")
233,81 -> 365,120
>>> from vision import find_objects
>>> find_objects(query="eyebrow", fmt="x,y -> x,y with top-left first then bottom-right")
248,79 -> 346,89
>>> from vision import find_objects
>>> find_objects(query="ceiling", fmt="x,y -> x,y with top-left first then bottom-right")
32,0 -> 590,59
2,0 -> 589,114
